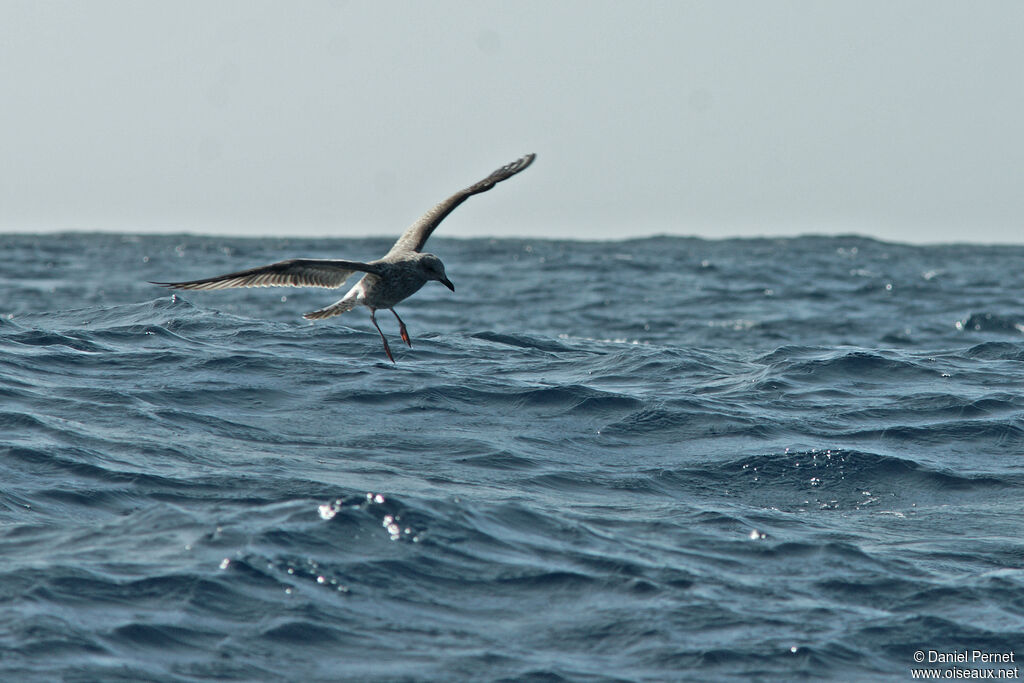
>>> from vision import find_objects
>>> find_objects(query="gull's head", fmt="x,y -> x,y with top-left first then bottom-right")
419,253 -> 454,292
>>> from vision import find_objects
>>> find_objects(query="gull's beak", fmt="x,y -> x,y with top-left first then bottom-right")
440,277 -> 455,292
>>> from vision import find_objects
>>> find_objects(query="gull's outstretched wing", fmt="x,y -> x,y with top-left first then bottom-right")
152,258 -> 383,291
386,153 -> 536,256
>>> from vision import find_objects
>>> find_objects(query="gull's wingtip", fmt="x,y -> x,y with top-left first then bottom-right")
489,153 -> 536,182
150,280 -> 200,290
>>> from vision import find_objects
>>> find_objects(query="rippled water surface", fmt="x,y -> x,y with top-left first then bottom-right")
2,233 -> 1024,681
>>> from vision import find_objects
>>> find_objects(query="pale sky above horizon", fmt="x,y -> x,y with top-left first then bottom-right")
2,1 -> 1023,244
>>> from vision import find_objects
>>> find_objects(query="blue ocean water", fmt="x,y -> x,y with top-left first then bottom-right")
2,232 -> 1023,681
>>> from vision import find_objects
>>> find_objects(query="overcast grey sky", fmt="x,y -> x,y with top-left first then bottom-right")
2,1 -> 1022,243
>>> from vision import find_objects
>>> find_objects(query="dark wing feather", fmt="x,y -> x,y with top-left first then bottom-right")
151,258 -> 383,291
386,153 -> 535,256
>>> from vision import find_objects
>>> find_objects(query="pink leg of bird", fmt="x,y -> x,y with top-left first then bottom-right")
370,309 -> 395,362
391,309 -> 412,347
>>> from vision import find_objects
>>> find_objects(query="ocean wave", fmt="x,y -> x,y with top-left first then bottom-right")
5,234 -> 1024,680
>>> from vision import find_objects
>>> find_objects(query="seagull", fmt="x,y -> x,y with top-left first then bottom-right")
152,153 -> 536,362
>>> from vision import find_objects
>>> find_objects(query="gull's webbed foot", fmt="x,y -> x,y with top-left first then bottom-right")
392,309 -> 413,347
380,337 -> 395,363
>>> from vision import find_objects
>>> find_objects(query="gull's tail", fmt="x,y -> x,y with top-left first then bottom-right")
303,297 -> 359,320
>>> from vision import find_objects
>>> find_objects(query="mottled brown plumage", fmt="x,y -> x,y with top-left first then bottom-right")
152,153 -> 536,362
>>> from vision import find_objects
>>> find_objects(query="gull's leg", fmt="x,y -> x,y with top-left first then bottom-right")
391,309 -> 412,347
369,309 -> 395,363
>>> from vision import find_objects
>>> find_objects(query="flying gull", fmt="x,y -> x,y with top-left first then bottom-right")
153,153 -> 536,362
